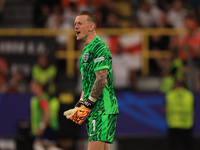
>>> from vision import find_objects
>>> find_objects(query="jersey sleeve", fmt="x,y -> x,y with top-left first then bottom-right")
93,44 -> 110,72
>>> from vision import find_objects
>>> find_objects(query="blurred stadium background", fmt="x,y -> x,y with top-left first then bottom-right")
0,0 -> 200,149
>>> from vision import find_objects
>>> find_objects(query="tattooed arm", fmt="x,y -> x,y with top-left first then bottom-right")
65,69 -> 108,124
90,69 -> 108,99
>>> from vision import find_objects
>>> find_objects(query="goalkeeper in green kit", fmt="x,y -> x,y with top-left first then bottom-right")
63,11 -> 119,150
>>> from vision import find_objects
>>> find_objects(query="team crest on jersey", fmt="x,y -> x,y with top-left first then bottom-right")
83,53 -> 89,62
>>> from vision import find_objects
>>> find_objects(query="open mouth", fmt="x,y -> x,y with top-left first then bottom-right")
76,31 -> 80,36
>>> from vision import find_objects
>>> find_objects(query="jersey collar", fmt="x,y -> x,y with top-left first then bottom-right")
84,36 -> 99,48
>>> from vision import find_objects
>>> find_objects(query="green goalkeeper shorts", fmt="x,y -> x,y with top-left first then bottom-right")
86,112 -> 117,143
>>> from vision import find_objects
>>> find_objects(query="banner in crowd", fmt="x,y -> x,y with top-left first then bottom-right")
0,34 -> 142,79
1,92 -> 200,137
99,34 -> 141,54
0,36 -> 57,77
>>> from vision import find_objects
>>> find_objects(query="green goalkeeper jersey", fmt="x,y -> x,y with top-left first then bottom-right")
79,36 -> 119,115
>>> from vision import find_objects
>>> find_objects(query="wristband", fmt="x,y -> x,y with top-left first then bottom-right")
75,99 -> 84,107
84,98 -> 95,109
89,96 -> 97,103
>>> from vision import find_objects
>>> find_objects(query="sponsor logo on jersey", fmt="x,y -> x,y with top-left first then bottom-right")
94,57 -> 104,63
89,133 -> 97,136
83,53 -> 89,62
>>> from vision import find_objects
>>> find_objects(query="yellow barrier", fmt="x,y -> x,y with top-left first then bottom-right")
0,28 -> 188,77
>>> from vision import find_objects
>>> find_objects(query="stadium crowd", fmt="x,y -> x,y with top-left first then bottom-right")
0,0 -> 199,93
0,0 -> 200,149
32,0 -> 200,29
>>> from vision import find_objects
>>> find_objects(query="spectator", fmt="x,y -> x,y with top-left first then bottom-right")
0,57 -> 9,87
160,69 -> 174,93
149,12 -> 172,50
167,48 -> 184,80
95,9 -> 103,28
158,0 -> 173,12
46,5 -> 71,47
0,70 -> 28,94
33,0 -> 60,27
30,80 -> 60,150
46,5 -> 63,28
137,0 -> 162,27
112,44 -> 140,90
166,0 -> 187,28
78,0 -> 96,12
175,15 -> 200,91
32,55 -> 57,97
157,11 -> 172,28
165,79 -> 194,150
148,12 -> 172,75
104,13 -> 120,28
114,0 -> 133,27
177,15 -> 200,65
63,2 -> 78,29
99,0 -> 116,27
160,48 -> 184,92
36,4 -> 50,28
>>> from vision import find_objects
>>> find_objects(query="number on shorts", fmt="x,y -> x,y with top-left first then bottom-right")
92,119 -> 96,131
